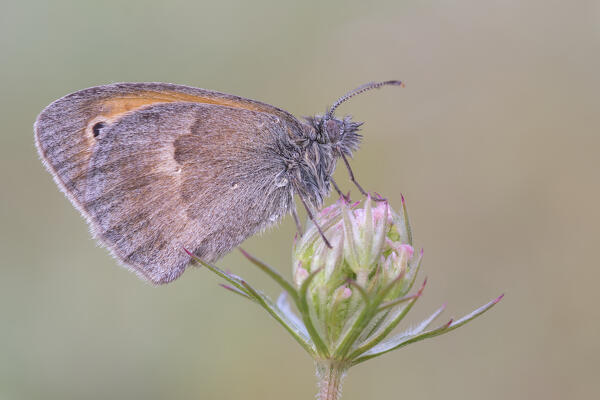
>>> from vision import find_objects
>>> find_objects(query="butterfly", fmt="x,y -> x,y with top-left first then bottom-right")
34,80 -> 403,283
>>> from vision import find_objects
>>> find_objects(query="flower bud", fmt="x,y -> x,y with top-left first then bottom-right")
291,195 -> 419,350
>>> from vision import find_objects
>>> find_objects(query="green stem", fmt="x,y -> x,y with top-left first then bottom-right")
316,361 -> 348,400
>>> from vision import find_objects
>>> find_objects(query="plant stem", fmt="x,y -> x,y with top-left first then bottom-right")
316,361 -> 348,400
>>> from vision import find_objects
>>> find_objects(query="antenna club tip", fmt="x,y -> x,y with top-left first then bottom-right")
384,80 -> 404,87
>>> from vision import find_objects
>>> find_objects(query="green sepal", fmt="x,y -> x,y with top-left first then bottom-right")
352,294 -> 503,365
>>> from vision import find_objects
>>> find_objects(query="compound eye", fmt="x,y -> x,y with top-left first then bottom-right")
325,119 -> 337,131
325,119 -> 341,141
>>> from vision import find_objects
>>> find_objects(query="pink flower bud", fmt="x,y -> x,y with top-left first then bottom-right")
294,264 -> 309,286
399,244 -> 414,258
341,287 -> 352,299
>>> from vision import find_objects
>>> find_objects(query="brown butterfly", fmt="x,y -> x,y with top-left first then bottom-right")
34,81 -> 403,284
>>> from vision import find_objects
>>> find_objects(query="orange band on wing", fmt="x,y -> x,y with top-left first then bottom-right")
97,90 -> 268,121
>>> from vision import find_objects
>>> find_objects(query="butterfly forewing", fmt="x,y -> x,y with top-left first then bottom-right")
35,84 -> 297,283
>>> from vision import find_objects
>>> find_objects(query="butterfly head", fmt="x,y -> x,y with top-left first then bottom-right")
290,81 -> 403,208
303,80 -> 404,157
303,114 -> 363,156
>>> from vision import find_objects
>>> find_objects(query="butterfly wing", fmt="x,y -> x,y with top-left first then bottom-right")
34,82 -> 301,208
35,84 -> 299,283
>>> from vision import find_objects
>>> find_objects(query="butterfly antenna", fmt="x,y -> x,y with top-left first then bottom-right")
326,80 -> 404,119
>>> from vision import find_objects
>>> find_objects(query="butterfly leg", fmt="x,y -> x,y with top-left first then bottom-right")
341,153 -> 367,196
297,195 -> 332,249
341,154 -> 386,201
330,178 -> 350,201
291,206 -> 304,235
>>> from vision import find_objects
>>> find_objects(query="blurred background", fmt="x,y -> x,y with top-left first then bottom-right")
1,0 -> 598,399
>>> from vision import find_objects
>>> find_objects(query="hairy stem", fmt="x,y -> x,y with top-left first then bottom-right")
316,361 -> 349,400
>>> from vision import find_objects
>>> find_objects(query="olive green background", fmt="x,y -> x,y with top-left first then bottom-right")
1,1 -> 598,399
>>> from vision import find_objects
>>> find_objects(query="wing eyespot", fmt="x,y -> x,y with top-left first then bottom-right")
92,122 -> 106,138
